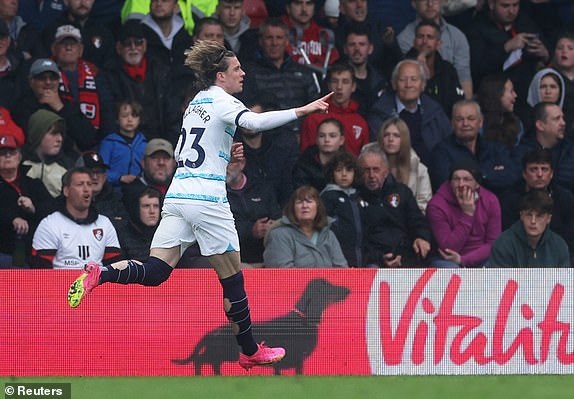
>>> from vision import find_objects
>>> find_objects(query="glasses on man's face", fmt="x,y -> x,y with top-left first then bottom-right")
121,38 -> 145,47
417,0 -> 440,4
0,148 -> 18,157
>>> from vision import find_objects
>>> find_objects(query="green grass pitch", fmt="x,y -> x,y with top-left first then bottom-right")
2,375 -> 574,399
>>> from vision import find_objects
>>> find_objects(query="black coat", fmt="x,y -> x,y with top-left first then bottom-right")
0,169 -> 56,261
358,175 -> 432,267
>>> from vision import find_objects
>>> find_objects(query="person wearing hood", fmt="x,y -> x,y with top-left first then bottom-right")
488,189 -> 569,268
263,185 -> 348,268
426,159 -> 501,268
215,0 -> 251,54
140,0 -> 193,67
320,150 -> 363,267
521,67 -> 566,133
22,108 -> 75,197
115,186 -> 162,262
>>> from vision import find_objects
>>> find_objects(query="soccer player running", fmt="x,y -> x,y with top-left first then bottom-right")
67,41 -> 332,370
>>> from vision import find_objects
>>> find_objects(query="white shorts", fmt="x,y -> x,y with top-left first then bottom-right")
151,201 -> 240,256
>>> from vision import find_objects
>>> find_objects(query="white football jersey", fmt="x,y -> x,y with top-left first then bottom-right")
167,85 -> 248,204
32,211 -> 121,269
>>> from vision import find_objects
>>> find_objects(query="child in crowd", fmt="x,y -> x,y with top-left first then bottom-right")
99,100 -> 147,189
320,151 -> 363,267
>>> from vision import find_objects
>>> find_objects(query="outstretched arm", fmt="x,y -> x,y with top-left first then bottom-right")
237,93 -> 333,132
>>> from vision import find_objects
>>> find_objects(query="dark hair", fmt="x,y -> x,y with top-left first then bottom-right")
521,148 -> 553,171
258,17 -> 289,37
555,29 -> 574,44
519,189 -> 554,214
61,167 -> 91,190
317,117 -> 344,137
116,99 -> 143,118
477,73 -> 521,148
284,186 -> 328,230
324,150 -> 362,185
326,60 -> 356,83
415,19 -> 441,37
344,21 -> 372,43
533,101 -> 556,123
192,17 -> 223,38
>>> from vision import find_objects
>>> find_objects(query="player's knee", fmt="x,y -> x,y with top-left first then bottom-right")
141,257 -> 173,286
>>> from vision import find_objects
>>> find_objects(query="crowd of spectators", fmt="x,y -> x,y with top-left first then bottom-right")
2,0 -> 574,269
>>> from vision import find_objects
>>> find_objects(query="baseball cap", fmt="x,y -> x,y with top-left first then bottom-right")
76,151 -> 110,169
0,135 -> 18,149
145,138 -> 174,157
118,19 -> 145,42
29,58 -> 60,78
54,24 -> 82,43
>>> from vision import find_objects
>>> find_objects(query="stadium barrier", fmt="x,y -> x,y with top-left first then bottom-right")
2,268 -> 573,376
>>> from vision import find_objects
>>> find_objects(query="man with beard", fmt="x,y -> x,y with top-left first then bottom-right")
30,167 -> 122,269
103,20 -> 181,145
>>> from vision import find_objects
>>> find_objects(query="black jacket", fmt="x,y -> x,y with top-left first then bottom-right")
358,175 -> 432,267
103,55 -> 181,146
321,185 -> 363,267
227,176 -> 282,264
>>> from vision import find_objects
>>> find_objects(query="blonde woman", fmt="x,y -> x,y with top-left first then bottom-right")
375,116 -> 432,213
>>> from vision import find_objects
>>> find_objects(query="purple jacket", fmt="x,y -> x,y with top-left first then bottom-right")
427,181 -> 501,266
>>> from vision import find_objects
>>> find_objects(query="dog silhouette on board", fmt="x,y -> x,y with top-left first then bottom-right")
172,278 -> 350,375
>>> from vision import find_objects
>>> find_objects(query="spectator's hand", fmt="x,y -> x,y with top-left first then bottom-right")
455,186 -> 476,216
504,32 -> 534,52
120,174 -> 138,184
439,248 -> 462,265
413,238 -> 431,259
12,217 -> 29,236
230,142 -> 244,163
295,92 -> 333,117
524,36 -> 549,61
17,196 -> 35,214
38,88 -> 64,112
383,253 -> 402,268
382,26 -> 395,46
252,217 -> 275,239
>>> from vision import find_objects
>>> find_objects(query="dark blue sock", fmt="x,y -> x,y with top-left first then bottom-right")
100,257 -> 173,286
219,272 -> 258,356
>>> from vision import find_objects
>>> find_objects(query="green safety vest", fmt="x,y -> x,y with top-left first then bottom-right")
121,0 -> 218,34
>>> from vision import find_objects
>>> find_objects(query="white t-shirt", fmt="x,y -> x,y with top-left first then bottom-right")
32,211 -> 121,269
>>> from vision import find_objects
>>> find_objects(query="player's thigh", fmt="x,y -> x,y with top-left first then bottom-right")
151,203 -> 196,263
188,202 -> 240,257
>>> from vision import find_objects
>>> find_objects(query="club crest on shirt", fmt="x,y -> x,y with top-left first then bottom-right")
387,193 -> 400,208
93,228 -> 103,241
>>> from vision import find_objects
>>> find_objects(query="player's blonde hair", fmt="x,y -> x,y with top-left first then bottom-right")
184,41 -> 235,92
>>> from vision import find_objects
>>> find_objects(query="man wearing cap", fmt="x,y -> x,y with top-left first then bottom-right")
121,138 -> 176,208
10,57 -> 98,154
75,151 -> 128,227
103,19 -> 181,146
426,159 -> 501,268
429,99 -> 521,194
0,134 -> 55,267
50,24 -> 114,133
42,0 -> 115,69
